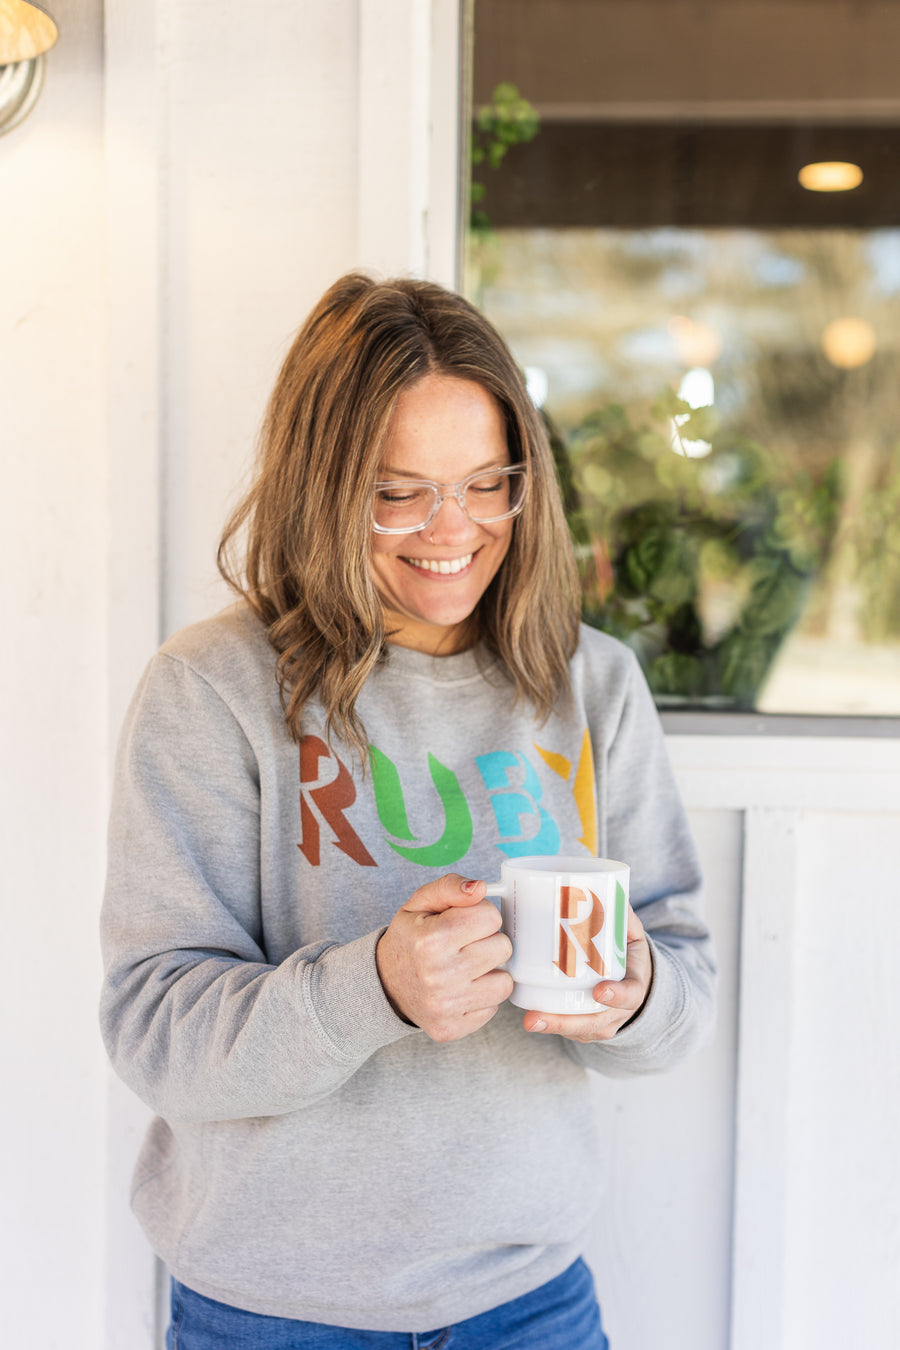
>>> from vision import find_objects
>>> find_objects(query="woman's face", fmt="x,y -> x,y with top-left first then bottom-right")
371,373 -> 516,654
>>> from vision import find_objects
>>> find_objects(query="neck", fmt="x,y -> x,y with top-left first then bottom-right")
382,612 -> 480,656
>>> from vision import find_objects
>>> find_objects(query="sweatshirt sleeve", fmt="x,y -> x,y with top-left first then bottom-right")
99,652 -> 417,1124
565,646 -> 717,1076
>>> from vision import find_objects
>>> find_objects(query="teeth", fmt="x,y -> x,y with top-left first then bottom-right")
406,553 -> 473,575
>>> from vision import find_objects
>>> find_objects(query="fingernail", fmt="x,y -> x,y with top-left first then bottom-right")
461,879 -> 478,893
529,1019 -> 547,1032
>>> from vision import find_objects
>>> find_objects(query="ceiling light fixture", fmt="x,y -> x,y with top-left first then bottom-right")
798,161 -> 863,193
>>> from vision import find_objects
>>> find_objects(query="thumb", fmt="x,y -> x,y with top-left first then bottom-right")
402,874 -> 487,916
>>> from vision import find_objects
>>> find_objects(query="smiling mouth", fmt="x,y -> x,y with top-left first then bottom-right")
404,552 -> 475,575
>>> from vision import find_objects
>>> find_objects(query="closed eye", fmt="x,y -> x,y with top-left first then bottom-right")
376,485 -> 430,505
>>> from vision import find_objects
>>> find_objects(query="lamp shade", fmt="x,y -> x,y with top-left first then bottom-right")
0,0 -> 57,65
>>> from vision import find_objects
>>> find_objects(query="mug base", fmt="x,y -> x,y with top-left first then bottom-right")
509,983 -> 605,1015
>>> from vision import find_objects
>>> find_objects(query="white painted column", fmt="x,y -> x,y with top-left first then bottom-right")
100,4 -> 464,1346
357,0 -> 462,285
104,0 -> 164,725
103,6 -> 168,1340
730,808 -> 798,1350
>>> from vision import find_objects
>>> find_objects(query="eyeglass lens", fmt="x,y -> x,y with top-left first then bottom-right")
373,468 -> 527,532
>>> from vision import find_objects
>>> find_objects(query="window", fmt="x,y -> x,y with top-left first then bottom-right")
465,0 -> 900,716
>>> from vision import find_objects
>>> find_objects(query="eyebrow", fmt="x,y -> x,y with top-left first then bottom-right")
377,458 -> 512,480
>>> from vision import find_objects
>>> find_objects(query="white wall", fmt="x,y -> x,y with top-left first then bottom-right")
1,1 -> 108,1343
673,738 -> 900,1350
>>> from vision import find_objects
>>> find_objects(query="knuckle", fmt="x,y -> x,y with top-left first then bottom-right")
418,926 -> 447,960
482,902 -> 503,931
419,971 -> 441,997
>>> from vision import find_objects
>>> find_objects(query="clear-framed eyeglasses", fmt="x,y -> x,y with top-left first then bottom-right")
372,465 -> 529,535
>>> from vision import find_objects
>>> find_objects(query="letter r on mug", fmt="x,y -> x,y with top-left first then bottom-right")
555,885 -> 608,978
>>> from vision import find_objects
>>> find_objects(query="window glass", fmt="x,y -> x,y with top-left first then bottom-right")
465,0 -> 900,716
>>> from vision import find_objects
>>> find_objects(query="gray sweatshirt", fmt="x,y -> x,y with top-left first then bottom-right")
100,603 -> 716,1331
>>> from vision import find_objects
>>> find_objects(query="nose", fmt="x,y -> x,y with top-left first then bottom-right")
425,491 -> 477,542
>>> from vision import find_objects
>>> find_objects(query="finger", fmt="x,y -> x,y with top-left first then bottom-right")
590,975 -> 643,1011
450,899 -> 507,948
396,905 -> 505,991
458,928 -> 513,978
402,874 -> 487,917
410,901 -> 503,963
458,1003 -> 505,1036
467,967 -> 515,1011
521,1007 -> 618,1040
626,904 -> 645,943
602,918 -> 653,1008
416,968 -> 514,1043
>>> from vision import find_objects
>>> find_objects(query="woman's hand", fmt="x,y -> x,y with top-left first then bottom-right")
522,906 -> 653,1042
376,876 -> 514,1042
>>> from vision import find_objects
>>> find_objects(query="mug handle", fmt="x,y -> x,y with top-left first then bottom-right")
484,883 -> 505,898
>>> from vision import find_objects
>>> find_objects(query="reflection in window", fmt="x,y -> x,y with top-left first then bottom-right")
465,0 -> 900,716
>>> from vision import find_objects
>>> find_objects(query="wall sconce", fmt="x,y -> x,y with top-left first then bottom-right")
0,0 -> 58,137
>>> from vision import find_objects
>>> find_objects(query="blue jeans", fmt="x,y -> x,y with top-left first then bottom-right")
167,1257 -> 609,1349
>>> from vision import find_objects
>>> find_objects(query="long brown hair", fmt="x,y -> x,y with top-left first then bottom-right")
218,273 -> 580,756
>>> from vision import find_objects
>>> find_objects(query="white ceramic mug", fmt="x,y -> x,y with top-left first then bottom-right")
485,855 -> 630,1014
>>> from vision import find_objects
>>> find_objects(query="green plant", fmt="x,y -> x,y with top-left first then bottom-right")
549,395 -> 844,707
470,82 -> 540,233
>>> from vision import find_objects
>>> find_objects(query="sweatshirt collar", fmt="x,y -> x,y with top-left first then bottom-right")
380,640 -> 499,685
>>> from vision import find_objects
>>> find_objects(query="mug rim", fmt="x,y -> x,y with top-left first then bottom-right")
499,854 -> 628,874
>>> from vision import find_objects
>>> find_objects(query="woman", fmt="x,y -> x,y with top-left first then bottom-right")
101,273 -> 716,1348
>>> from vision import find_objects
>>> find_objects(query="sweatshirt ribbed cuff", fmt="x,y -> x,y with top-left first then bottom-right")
603,935 -> 687,1057
305,928 -> 421,1063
